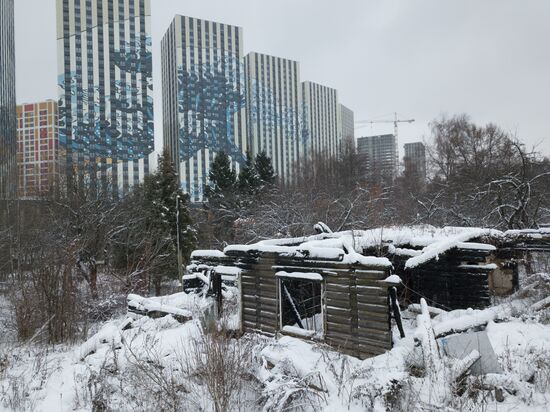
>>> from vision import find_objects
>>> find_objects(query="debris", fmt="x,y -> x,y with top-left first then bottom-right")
530,296 -> 550,312
438,331 -> 502,375
127,294 -> 193,323
408,303 -> 447,317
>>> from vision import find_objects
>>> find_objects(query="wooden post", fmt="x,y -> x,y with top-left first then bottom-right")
389,287 -> 405,338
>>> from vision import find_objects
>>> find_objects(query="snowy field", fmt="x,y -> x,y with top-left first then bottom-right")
0,274 -> 549,411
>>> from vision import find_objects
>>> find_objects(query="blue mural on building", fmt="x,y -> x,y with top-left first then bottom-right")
58,33 -> 154,181
177,54 -> 246,164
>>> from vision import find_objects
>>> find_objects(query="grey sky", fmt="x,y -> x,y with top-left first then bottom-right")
14,0 -> 550,157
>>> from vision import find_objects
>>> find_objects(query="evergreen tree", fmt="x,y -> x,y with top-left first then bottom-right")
143,150 -> 195,294
204,151 -> 237,201
255,151 -> 276,185
238,151 -> 261,193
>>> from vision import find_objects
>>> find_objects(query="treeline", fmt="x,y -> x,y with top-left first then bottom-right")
201,113 -> 550,249
0,113 -> 548,344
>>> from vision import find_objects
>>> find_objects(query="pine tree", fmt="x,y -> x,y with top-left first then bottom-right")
255,151 -> 276,185
238,151 -> 260,193
204,151 -> 237,201
143,150 -> 196,294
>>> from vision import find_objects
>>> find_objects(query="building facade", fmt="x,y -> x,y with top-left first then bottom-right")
301,81 -> 340,160
0,0 -> 17,199
404,141 -> 426,181
244,52 -> 302,183
162,15 -> 247,202
17,101 -> 61,198
357,134 -> 398,184
56,0 -> 154,193
339,104 -> 354,144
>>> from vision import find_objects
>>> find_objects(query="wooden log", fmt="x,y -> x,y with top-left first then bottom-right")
356,302 -> 388,314
325,321 -> 353,335
357,310 -> 391,322
356,294 -> 388,306
357,318 -> 391,332
355,285 -> 387,295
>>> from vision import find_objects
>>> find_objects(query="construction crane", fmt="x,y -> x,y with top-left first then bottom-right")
355,112 -> 415,143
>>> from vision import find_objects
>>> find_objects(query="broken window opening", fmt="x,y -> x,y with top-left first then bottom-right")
279,278 -> 323,335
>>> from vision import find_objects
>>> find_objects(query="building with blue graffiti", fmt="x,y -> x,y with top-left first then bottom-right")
56,0 -> 154,193
162,15 -> 247,202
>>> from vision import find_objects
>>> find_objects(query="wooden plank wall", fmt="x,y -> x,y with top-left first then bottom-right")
406,247 -> 493,310
240,254 -> 392,360
324,268 -> 392,359
240,256 -> 279,335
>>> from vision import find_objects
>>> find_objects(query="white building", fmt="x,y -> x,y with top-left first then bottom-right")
245,52 -> 302,182
301,81 -> 341,160
162,15 -> 247,202
339,104 -> 354,144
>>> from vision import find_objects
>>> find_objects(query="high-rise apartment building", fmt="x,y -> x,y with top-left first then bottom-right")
16,101 -> 62,198
56,0 -> 154,193
245,52 -> 302,182
404,141 -> 426,181
162,16 -> 247,202
301,81 -> 340,160
339,104 -> 354,144
0,0 -> 17,199
357,134 -> 398,184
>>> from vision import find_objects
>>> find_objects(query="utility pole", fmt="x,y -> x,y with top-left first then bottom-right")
175,195 -> 183,281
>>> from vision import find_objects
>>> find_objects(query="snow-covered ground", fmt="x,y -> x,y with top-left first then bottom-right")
1,274 -> 549,411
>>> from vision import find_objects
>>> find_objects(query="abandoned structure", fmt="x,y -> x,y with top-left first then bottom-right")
184,225 -> 550,358
186,241 -> 399,360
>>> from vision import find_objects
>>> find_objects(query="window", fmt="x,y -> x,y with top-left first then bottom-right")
278,272 -> 323,337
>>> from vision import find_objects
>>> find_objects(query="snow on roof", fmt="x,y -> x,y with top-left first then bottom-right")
190,250 -> 226,259
404,228 -> 501,269
224,244 -> 301,256
214,266 -> 242,276
276,271 -> 323,281
383,275 -> 402,284
503,228 -> 550,238
195,225 -> 510,271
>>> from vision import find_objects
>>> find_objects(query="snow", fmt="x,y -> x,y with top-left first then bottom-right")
405,228 -> 500,269
299,245 -> 345,260
276,271 -> 323,281
190,249 -> 226,258
231,225 -> 504,270
224,244 -> 304,256
458,263 -> 498,270
456,242 -> 497,251
504,228 -> 550,237
127,293 -> 193,318
383,274 -> 402,284
3,277 -> 550,411
431,306 -> 505,337
281,325 -> 316,337
531,296 -> 550,311
214,265 -> 242,276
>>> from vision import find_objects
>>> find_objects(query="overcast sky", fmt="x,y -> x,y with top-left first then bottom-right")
14,0 -> 550,157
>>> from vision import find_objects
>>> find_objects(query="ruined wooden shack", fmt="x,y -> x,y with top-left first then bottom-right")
187,242 -> 397,360
498,229 -> 550,276
371,242 -> 498,310
357,227 -> 504,310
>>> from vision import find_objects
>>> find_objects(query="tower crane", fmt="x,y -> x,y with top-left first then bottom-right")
354,112 -> 415,143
